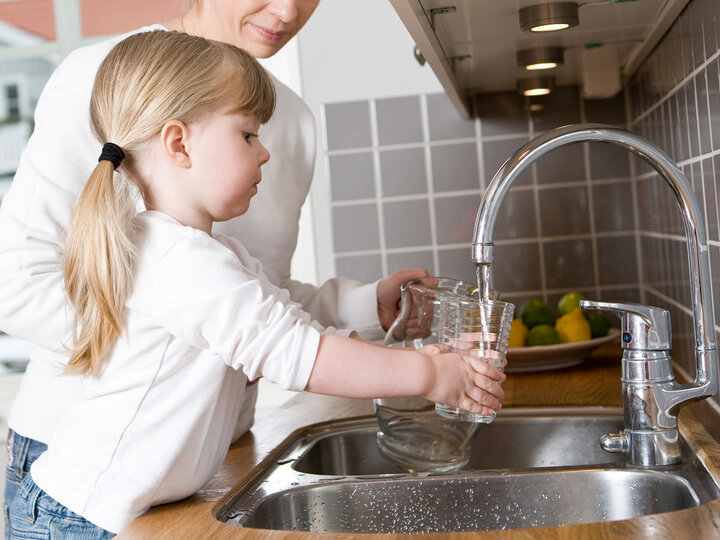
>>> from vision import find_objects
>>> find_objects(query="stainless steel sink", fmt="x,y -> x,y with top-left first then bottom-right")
293,409 -> 626,475
216,408 -> 720,533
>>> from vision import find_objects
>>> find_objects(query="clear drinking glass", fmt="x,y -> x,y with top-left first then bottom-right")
435,296 -> 514,423
375,276 -> 482,472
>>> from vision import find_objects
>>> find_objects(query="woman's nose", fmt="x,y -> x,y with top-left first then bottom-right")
267,0 -> 298,24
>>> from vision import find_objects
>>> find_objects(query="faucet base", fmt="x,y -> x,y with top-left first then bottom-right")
624,429 -> 680,467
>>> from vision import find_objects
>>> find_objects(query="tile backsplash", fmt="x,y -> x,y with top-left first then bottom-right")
323,1 -> 720,408
322,88 -> 639,312
627,0 -> 720,400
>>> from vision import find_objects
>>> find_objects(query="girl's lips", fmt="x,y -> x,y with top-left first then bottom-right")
251,23 -> 287,43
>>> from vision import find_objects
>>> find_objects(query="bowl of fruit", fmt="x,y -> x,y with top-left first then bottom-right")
505,292 -> 620,373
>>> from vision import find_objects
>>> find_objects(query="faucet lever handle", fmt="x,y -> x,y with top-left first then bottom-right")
580,300 -> 671,351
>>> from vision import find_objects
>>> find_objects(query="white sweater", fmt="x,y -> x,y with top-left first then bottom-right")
31,211 -> 349,533
0,26 -> 382,444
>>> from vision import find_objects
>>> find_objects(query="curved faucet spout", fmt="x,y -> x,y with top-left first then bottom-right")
472,123 -> 717,419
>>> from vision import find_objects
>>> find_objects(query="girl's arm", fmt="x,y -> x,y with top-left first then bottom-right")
305,334 -> 505,417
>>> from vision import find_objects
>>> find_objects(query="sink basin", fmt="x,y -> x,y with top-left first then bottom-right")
227,470 -> 704,533
294,408 -> 626,475
216,407 -> 720,533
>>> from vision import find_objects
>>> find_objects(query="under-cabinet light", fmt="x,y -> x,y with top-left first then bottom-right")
519,3 -> 579,32
517,47 -> 564,70
518,75 -> 556,97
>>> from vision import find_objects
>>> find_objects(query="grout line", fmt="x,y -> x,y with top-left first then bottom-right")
325,136 -> 477,157
328,178 -> 637,208
368,99 -> 388,278
579,93 -> 602,300
641,230 -> 687,242
420,94 -> 440,276
643,284 -> 694,319
325,132 -> 534,157
525,96 -> 548,303
475,104 -> 485,193
625,83 -> 647,307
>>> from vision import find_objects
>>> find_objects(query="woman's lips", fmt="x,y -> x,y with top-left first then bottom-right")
251,23 -> 287,43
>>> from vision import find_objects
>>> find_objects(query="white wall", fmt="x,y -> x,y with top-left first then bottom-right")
257,42 -> 319,287
255,1 -> 444,419
297,0 -> 443,282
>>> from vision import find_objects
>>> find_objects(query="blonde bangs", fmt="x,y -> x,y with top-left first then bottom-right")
217,44 -> 276,123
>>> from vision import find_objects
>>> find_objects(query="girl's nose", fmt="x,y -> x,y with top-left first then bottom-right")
267,0 -> 298,24
259,143 -> 270,166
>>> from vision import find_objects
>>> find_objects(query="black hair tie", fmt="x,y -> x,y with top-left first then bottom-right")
98,142 -> 125,170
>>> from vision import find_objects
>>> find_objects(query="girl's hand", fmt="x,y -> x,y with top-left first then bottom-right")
420,345 -> 506,416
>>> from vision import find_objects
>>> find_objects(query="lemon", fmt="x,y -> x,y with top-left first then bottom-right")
521,304 -> 555,329
526,324 -> 560,346
587,313 -> 612,338
508,319 -> 529,348
555,307 -> 592,343
558,292 -> 587,316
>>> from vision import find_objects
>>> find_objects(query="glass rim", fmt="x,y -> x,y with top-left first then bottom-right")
401,275 -> 501,300
439,295 -> 515,310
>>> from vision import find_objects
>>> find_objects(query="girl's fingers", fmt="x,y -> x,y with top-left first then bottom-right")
472,374 -> 505,400
462,392 -> 501,414
465,355 -> 506,381
472,387 -> 502,410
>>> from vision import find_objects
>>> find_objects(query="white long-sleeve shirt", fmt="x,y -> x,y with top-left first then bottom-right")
31,211 -> 350,534
0,25 -> 383,444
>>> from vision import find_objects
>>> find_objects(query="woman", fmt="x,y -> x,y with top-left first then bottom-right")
8,31 -> 500,538
0,0 -> 426,512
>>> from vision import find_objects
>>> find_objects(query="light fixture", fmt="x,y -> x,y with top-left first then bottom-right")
517,47 -> 564,70
518,75 -> 556,97
519,2 -> 579,32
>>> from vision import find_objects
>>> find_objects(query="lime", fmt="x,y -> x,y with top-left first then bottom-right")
555,307 -> 591,343
521,304 -> 556,329
587,313 -> 612,338
557,292 -> 587,316
508,319 -> 529,348
520,298 -> 546,318
526,324 -> 560,346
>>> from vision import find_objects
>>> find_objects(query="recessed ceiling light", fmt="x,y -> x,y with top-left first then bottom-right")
519,3 -> 579,33
517,47 -> 564,71
518,75 -> 556,97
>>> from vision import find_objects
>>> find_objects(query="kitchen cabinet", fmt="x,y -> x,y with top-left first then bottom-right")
390,0 -> 689,117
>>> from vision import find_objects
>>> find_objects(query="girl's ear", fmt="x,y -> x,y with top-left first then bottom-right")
160,120 -> 191,168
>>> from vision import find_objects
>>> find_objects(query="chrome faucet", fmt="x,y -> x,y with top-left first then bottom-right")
472,123 -> 718,467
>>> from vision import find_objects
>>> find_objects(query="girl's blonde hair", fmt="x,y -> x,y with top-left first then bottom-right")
63,30 -> 275,375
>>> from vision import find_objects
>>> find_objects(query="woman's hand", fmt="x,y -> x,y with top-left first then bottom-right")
376,268 -> 430,331
420,345 -> 506,417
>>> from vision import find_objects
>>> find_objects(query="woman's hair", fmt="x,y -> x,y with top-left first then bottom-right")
62,30 -> 276,375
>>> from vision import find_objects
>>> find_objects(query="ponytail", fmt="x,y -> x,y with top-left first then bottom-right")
61,30 -> 275,375
63,159 -> 135,375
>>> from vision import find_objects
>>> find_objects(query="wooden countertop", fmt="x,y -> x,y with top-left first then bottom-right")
118,345 -> 720,539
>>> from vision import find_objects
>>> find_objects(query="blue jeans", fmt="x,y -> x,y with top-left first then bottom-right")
4,430 -> 47,538
7,474 -> 114,539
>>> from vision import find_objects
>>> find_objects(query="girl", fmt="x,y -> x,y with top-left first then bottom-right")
2,0 -> 425,511
7,31 -> 504,538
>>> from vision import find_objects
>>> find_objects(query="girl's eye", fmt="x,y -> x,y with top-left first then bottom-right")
243,132 -> 258,142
